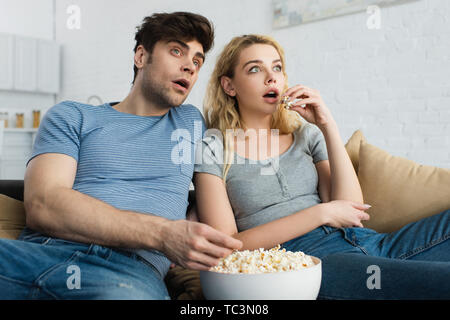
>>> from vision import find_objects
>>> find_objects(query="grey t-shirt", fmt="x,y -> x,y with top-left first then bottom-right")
194,122 -> 329,232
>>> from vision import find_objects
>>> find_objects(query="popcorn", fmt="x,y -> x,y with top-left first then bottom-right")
281,96 -> 294,110
281,96 -> 306,110
210,245 -> 315,274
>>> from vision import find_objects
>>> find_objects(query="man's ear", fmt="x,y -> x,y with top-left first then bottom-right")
220,76 -> 236,97
134,45 -> 147,69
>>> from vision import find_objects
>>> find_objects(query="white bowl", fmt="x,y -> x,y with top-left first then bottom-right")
200,256 -> 321,300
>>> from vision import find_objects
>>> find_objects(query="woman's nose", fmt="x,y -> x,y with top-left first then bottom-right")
265,72 -> 277,85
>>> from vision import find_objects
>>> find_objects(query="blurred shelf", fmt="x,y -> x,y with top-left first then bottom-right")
4,128 -> 38,133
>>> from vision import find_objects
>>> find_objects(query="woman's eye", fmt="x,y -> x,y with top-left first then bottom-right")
273,65 -> 282,72
249,66 -> 260,73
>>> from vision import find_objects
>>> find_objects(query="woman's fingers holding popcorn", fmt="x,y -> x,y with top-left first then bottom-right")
283,84 -> 318,99
283,85 -> 335,128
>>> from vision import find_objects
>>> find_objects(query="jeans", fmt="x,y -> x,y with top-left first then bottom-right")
282,209 -> 450,300
0,233 -> 170,300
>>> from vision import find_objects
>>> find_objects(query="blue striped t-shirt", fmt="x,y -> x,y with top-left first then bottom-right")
26,100 -> 206,277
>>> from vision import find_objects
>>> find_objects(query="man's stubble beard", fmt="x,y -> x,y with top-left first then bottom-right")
141,64 -> 186,110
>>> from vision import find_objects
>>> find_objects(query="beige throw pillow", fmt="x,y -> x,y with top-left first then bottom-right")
0,194 -> 26,239
358,141 -> 450,233
344,130 -> 365,174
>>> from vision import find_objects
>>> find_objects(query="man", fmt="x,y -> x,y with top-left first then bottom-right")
0,12 -> 242,300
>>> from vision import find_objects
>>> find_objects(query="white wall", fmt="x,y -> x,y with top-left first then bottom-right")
0,0 -> 54,40
4,0 -> 448,169
0,0 -> 56,115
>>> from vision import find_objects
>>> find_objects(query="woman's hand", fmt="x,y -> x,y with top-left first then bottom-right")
283,85 -> 335,129
319,200 -> 371,228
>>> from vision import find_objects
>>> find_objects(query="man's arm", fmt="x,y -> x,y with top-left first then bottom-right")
24,153 -> 242,270
24,153 -> 162,249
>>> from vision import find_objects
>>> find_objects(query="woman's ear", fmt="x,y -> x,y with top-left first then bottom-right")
220,76 -> 236,97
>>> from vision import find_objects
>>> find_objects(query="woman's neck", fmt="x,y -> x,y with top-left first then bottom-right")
239,110 -> 273,135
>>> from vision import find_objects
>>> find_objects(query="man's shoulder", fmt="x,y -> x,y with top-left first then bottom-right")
175,104 -> 204,120
48,100 -> 100,115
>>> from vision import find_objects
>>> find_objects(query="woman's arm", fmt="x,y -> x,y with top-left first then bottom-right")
194,172 -> 325,250
285,85 -> 364,204
194,172 -> 369,251
315,160 -> 332,203
319,121 -> 364,203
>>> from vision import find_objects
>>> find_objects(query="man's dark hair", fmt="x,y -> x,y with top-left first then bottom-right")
132,12 -> 215,84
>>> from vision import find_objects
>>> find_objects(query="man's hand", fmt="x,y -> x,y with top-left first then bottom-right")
159,219 -> 242,271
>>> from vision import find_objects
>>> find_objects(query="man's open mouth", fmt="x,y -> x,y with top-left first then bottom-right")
173,79 -> 190,90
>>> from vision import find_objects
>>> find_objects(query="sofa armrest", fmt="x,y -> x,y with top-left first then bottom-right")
0,180 -> 24,202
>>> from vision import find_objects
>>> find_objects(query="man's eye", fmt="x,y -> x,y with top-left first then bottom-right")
172,48 -> 181,56
249,66 -> 260,73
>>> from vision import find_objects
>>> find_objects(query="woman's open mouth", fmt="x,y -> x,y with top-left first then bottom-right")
262,89 -> 280,104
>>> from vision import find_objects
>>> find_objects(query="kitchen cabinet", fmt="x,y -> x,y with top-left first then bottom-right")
0,33 -> 60,94
0,34 -> 14,90
14,36 -> 38,92
37,40 -> 60,94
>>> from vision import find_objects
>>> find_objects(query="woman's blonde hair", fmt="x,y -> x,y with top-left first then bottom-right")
203,34 -> 303,183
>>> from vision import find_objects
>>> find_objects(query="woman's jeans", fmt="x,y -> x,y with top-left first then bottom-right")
0,233 -> 170,300
282,209 -> 450,299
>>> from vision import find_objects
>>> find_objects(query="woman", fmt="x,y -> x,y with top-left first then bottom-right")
193,34 -> 450,299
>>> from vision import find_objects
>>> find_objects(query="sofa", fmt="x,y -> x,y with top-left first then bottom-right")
1,130 -> 450,299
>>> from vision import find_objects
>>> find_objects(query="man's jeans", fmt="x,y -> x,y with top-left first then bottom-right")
282,209 -> 450,299
0,234 -> 170,300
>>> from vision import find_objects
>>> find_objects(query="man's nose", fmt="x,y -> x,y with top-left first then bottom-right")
182,59 -> 195,75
